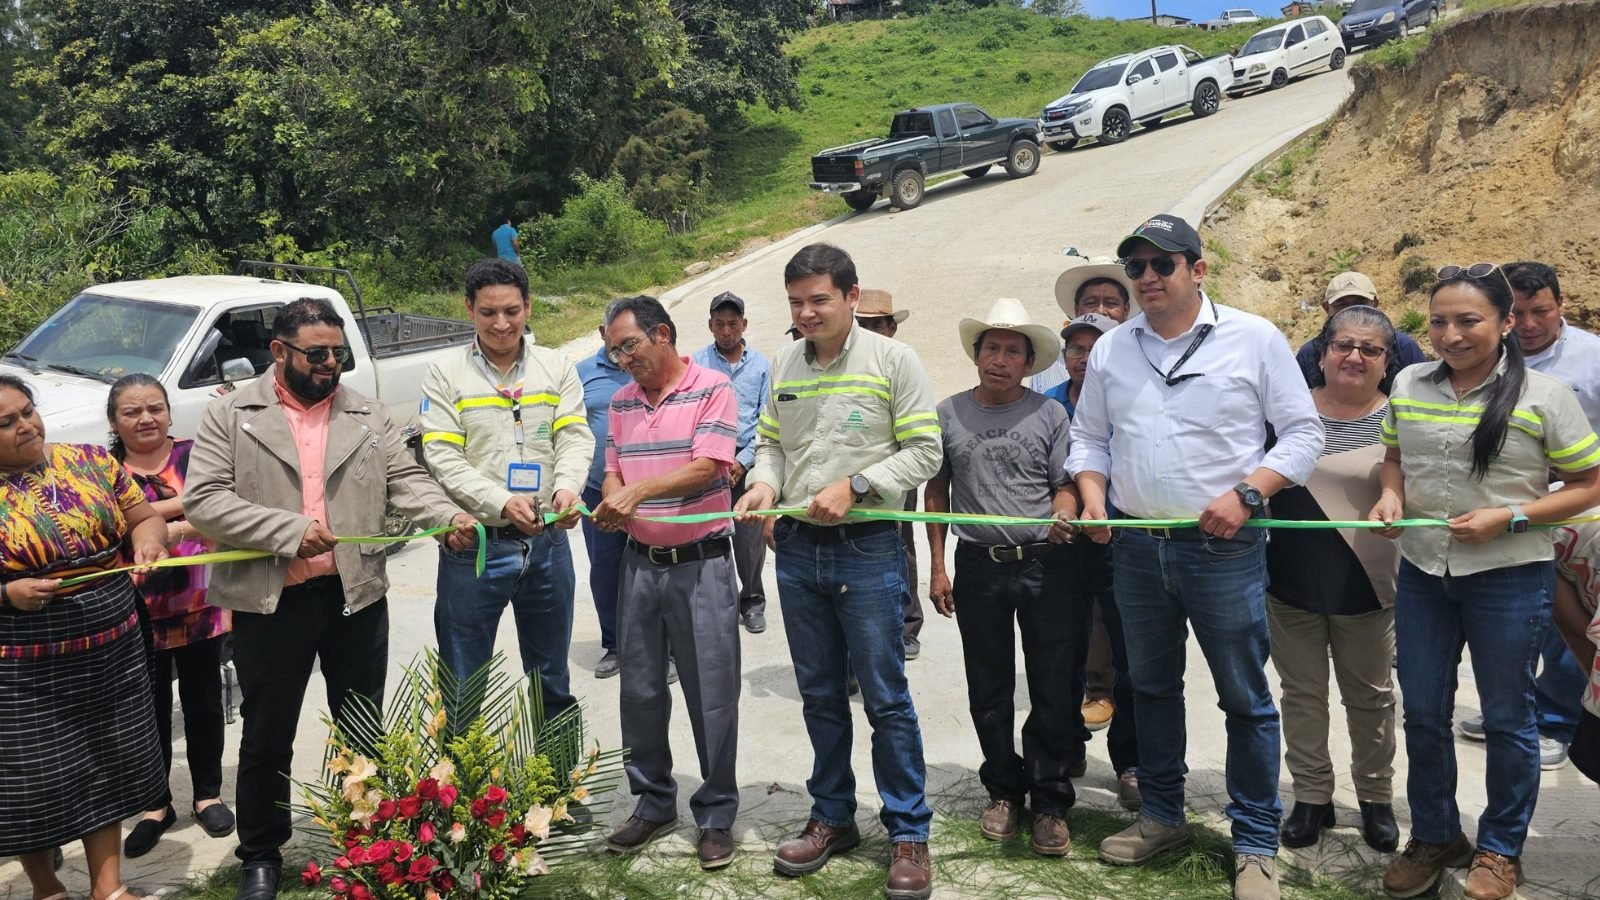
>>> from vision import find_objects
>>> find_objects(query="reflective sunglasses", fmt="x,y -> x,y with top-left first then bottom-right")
1326,339 -> 1387,360
279,341 -> 353,366
1437,262 -> 1515,295
1123,256 -> 1182,280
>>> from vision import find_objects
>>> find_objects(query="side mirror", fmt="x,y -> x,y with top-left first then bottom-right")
184,328 -> 224,382
222,357 -> 256,383
1127,73 -> 1144,85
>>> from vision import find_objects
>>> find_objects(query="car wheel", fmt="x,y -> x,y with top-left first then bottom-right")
1192,80 -> 1221,117
1329,48 -> 1346,71
890,169 -> 924,209
1004,139 -> 1040,177
1398,18 -> 1409,36
1099,108 -> 1131,145
843,189 -> 878,212
1424,6 -> 1435,25
1047,139 -> 1078,152
963,165 -> 992,179
1270,68 -> 1289,89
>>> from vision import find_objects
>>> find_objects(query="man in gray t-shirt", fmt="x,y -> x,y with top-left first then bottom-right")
925,299 -> 1083,856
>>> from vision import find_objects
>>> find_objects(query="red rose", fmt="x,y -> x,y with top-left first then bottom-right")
374,799 -> 398,822
470,797 -> 489,820
509,823 -> 528,847
377,863 -> 401,885
417,821 -> 436,844
438,785 -> 458,808
483,784 -> 508,806
350,885 -> 372,900
397,796 -> 423,819
365,840 -> 393,864
489,844 -> 508,864
394,841 -> 415,862
407,856 -> 437,884
300,862 -> 323,886
432,872 -> 455,893
334,854 -> 353,869
485,809 -> 507,829
415,777 -> 440,800
329,877 -> 349,894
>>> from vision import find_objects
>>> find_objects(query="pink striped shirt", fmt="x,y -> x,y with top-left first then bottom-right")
605,360 -> 737,547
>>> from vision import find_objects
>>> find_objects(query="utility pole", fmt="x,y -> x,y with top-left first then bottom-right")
1150,0 -> 1158,24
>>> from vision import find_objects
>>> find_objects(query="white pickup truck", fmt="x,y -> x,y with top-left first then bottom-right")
1038,45 -> 1235,149
0,261 -> 476,448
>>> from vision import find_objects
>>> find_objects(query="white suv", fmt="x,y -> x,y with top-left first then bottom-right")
1039,45 -> 1235,148
1227,16 -> 1347,96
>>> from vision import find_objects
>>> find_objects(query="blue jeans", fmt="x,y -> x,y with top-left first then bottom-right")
435,528 -> 576,719
1533,624 -> 1585,744
773,519 -> 931,842
1394,559 -> 1552,856
581,484 -> 625,653
1112,527 -> 1281,856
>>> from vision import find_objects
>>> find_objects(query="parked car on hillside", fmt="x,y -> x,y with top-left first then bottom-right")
1039,45 -> 1234,149
1227,16 -> 1346,96
808,103 -> 1041,211
1338,0 -> 1438,48
1201,8 -> 1262,29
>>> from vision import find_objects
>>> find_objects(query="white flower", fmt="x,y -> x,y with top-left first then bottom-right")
428,758 -> 456,786
523,805 -> 553,843
523,850 -> 550,876
449,822 -> 467,844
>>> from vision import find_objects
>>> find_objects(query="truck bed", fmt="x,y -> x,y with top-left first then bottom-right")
355,310 -> 476,359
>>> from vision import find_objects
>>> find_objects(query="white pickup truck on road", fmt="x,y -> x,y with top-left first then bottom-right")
1039,45 -> 1235,149
0,261 -> 476,448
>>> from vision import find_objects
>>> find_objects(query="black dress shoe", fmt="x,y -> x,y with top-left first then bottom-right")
123,806 -> 176,858
236,865 -> 279,900
1359,800 -> 1399,853
195,801 -> 237,838
1279,801 -> 1335,848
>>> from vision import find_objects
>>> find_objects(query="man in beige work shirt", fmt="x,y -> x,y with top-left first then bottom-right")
736,243 -> 943,900
419,258 -> 594,719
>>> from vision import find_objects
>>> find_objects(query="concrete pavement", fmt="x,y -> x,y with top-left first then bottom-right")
8,56 -> 1598,900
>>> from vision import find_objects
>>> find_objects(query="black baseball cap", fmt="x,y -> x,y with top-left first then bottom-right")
1116,214 -> 1203,259
709,291 -> 745,315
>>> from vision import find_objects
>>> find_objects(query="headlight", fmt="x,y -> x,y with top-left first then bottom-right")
1248,63 -> 1266,74
1379,11 -> 1396,23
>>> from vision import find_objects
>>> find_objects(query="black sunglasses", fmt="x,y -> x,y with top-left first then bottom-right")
1123,256 -> 1182,280
279,341 -> 353,366
1437,262 -> 1515,297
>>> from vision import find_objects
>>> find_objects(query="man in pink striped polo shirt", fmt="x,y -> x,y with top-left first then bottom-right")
591,296 -> 743,871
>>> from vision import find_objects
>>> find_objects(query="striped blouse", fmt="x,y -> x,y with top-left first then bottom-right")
1320,405 -> 1387,456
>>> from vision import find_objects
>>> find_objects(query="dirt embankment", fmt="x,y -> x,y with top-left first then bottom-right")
1205,1 -> 1600,345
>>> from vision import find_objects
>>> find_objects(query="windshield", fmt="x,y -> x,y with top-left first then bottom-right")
12,293 -> 199,381
1241,30 -> 1285,54
1070,63 -> 1128,94
1348,0 -> 1393,12
1227,8 -> 1255,16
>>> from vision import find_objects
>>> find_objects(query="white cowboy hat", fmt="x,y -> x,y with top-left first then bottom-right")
958,298 -> 1062,378
1054,256 -> 1139,319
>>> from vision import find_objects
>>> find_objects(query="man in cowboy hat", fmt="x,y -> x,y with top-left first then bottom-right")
1032,257 -> 1138,394
854,288 -> 927,660
925,298 -> 1083,856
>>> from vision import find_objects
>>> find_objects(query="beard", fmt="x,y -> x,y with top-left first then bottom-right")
285,362 -> 341,402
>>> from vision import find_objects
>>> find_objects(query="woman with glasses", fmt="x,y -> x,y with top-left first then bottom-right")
1266,307 -> 1402,854
0,374 -> 167,900
1369,265 -> 1600,900
107,374 -> 235,856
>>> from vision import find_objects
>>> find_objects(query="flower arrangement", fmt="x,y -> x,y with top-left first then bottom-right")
296,652 -> 623,899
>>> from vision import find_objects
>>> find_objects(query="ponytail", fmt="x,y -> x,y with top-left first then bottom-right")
1468,333 -> 1524,480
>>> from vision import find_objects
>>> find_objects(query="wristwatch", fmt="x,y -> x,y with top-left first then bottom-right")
849,473 -> 872,503
1233,482 -> 1266,515
1506,506 -> 1530,533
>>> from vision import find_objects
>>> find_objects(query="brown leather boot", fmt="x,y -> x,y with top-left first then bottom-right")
772,819 -> 860,876
886,841 -> 932,900
604,816 -> 677,854
1382,833 -> 1474,898
979,799 -> 1021,840
1462,850 -> 1523,900
1031,814 -> 1071,856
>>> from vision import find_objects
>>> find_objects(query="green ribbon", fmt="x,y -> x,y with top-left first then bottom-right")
59,522 -> 488,588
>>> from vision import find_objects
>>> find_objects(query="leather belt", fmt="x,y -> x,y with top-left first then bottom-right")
783,518 -> 897,542
1140,525 -> 1214,541
960,540 -> 1058,563
626,536 -> 731,566
486,524 -> 539,541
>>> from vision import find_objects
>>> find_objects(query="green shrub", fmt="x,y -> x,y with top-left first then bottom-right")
1393,232 -> 1423,256
1398,255 -> 1435,294
1323,247 -> 1361,279
1398,307 -> 1426,334
525,173 -> 666,269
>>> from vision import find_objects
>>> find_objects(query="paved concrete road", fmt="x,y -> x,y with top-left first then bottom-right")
10,59 -> 1598,900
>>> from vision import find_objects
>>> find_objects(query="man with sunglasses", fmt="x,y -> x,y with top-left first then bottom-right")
186,297 -> 477,900
1067,214 -> 1323,900
1294,272 -> 1426,389
418,259 -> 594,722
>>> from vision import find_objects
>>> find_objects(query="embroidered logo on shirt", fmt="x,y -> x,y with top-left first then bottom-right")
844,410 -> 866,430
535,422 -> 551,440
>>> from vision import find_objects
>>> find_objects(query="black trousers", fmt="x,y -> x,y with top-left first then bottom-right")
952,542 -> 1082,816
1071,540 -> 1140,775
146,633 -> 227,810
1573,709 -> 1600,786
231,577 -> 388,867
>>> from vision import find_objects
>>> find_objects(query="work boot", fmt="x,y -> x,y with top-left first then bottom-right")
885,841 -> 932,900
604,816 -> 677,854
979,799 -> 1021,840
1098,815 -> 1191,865
773,819 -> 859,876
1382,833 -> 1474,898
1234,854 -> 1279,900
1462,850 -> 1523,900
1031,814 -> 1071,857
1117,770 -> 1142,811
697,828 -> 735,871
1279,801 -> 1334,848
1081,698 -> 1114,731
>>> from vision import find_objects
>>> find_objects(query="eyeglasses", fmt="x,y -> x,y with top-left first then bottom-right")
1326,339 -> 1387,360
606,335 -> 651,364
279,341 -> 352,366
1437,263 -> 1515,295
1076,297 -> 1126,313
1123,256 -> 1181,280
1063,345 -> 1091,359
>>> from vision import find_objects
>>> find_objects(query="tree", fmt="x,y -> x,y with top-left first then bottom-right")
0,0 -> 48,167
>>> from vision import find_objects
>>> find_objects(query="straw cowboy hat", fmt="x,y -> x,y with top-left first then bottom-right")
1054,256 -> 1139,319
958,298 -> 1062,378
856,288 -> 910,323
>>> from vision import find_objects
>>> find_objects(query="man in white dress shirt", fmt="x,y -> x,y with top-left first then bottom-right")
1067,214 -> 1323,900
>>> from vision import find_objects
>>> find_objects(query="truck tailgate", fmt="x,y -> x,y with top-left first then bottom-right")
357,311 -> 476,360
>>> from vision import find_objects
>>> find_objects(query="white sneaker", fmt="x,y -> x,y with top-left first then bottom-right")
1459,715 -> 1486,741
1541,737 -> 1570,770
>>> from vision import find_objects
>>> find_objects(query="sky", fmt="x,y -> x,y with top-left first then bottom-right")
1079,0 -> 1271,23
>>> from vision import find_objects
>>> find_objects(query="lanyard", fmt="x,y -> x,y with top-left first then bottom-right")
1137,299 -> 1217,387
471,352 -> 527,447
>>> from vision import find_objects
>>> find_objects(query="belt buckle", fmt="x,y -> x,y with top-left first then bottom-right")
1146,527 -> 1172,540
988,545 -> 1022,563
648,545 -> 679,565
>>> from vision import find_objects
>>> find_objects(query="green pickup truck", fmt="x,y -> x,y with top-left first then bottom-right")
808,103 -> 1042,211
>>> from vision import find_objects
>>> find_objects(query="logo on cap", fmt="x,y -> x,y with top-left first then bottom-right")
1141,218 -> 1174,233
